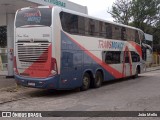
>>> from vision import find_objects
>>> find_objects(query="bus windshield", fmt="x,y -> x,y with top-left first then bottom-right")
15,8 -> 52,28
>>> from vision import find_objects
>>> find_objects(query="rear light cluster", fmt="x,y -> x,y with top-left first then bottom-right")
14,57 -> 18,74
49,58 -> 58,76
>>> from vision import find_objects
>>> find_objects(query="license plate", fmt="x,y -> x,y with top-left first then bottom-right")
28,82 -> 35,86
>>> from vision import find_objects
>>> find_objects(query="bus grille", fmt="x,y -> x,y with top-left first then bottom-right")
17,43 -> 50,62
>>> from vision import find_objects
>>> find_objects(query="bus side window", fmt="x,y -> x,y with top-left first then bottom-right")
130,29 -> 135,41
131,51 -> 140,62
112,25 -> 121,40
70,15 -> 78,34
113,51 -> 121,64
106,23 -> 112,39
105,52 -> 112,64
102,51 -> 121,64
99,21 -> 104,37
139,31 -> 146,60
60,12 -> 78,34
88,19 -> 96,36
78,16 -> 85,35
135,30 -> 140,44
121,27 -> 127,40
124,51 -> 129,63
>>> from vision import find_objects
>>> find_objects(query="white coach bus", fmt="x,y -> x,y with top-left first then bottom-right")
14,6 -> 146,90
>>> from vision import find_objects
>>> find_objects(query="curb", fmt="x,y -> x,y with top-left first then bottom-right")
0,66 -> 160,91
146,66 -> 160,72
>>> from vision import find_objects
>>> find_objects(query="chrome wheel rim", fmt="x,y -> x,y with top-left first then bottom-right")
83,77 -> 89,87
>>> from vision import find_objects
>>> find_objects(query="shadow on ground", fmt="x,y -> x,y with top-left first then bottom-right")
27,76 -> 145,98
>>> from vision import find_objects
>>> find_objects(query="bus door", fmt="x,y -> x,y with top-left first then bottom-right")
122,50 -> 132,77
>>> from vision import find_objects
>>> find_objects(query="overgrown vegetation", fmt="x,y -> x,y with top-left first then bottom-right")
108,0 -> 160,44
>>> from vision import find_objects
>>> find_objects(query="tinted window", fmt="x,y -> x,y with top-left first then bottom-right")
135,30 -> 140,44
139,31 -> 145,41
102,51 -> 121,64
131,51 -> 140,62
124,51 -> 130,63
112,25 -> 121,40
105,23 -> 112,39
60,11 -> 142,43
78,17 -> 85,35
60,12 -> 79,34
142,47 -> 147,61
16,8 -> 52,27
121,27 -> 127,40
88,19 -> 95,36
126,28 -> 135,41
60,12 -> 113,39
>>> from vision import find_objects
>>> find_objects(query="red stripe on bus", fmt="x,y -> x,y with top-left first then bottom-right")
23,45 -> 52,78
123,46 -> 132,76
65,33 -> 124,79
128,41 -> 142,57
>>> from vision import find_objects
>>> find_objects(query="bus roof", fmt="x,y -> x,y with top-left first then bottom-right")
18,6 -> 144,33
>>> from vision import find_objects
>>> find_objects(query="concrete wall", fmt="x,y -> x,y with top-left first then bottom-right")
27,0 -> 88,14
7,14 -> 15,76
0,14 -> 6,26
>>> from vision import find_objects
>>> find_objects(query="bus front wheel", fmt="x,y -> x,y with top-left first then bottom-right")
80,73 -> 91,91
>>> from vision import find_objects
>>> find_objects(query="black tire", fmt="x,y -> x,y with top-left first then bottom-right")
80,73 -> 91,91
93,71 -> 103,88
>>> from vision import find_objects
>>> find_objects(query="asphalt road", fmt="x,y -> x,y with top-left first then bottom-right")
0,70 -> 160,120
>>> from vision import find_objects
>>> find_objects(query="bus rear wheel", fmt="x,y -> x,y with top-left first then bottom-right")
80,73 -> 91,91
133,68 -> 139,79
93,71 -> 103,88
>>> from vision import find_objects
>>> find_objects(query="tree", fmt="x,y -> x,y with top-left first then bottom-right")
108,0 -> 160,44
131,0 -> 160,31
152,21 -> 160,44
108,0 -> 132,25
131,0 -> 160,44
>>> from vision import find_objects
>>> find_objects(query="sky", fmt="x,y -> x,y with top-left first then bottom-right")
69,0 -> 115,22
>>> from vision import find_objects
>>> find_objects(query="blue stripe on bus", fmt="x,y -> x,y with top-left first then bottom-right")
14,74 -> 60,89
60,31 -> 115,89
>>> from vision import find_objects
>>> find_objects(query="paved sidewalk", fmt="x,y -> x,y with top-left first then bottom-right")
146,65 -> 160,72
0,66 -> 160,90
0,76 -> 16,90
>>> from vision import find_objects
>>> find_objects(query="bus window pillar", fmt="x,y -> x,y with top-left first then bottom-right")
7,13 -> 15,77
